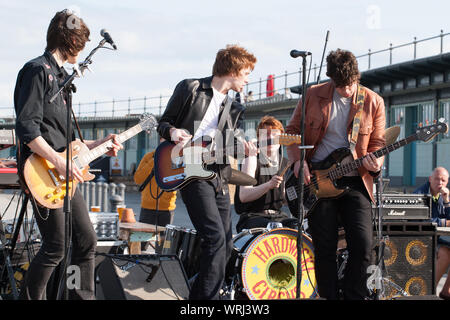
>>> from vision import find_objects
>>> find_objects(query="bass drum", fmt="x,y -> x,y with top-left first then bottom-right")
226,227 -> 318,300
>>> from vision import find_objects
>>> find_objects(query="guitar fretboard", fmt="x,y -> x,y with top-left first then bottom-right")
328,134 -> 417,181
77,124 -> 143,167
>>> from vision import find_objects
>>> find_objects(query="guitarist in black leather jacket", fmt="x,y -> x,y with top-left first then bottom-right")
157,44 -> 256,300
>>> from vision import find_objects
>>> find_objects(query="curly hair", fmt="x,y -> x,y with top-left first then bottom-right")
212,44 -> 257,77
46,10 -> 90,60
326,49 -> 360,87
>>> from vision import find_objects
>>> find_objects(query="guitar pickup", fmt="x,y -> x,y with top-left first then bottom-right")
171,157 -> 185,169
286,186 -> 298,201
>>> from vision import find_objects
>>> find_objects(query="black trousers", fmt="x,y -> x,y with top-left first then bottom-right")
19,189 -> 97,300
180,177 -> 232,300
308,177 -> 373,300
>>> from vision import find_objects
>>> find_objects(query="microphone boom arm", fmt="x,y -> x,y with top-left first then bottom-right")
49,38 -> 110,103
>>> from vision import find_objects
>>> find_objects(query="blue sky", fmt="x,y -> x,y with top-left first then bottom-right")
0,0 -> 448,114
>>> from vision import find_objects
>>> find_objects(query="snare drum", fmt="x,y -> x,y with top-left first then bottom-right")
227,227 -> 317,300
162,225 -> 202,279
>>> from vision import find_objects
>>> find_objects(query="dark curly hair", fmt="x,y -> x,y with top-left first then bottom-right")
326,49 -> 360,87
46,10 -> 90,60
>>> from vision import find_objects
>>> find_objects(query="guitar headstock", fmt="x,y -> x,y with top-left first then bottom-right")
279,134 -> 302,146
416,119 -> 448,142
139,113 -> 158,133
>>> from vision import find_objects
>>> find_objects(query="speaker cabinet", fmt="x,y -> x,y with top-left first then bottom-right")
376,222 -> 436,297
96,254 -> 190,300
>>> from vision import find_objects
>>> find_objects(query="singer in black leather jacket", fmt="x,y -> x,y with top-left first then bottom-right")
157,45 -> 256,300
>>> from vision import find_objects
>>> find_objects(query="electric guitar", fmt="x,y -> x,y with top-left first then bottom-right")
154,133 -> 302,191
23,114 -> 157,209
285,121 -> 448,217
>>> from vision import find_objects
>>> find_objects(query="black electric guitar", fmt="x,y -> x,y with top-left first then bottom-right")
285,121 -> 448,217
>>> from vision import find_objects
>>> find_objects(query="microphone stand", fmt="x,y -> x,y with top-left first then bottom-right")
50,38 -> 112,300
295,55 -> 314,299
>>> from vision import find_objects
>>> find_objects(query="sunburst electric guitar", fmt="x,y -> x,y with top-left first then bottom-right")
23,114 -> 157,209
285,121 -> 448,216
154,133 -> 302,191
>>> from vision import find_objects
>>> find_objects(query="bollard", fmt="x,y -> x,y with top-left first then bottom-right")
101,182 -> 109,212
110,194 -> 124,213
96,182 -> 103,208
89,182 -> 96,210
118,183 -> 126,203
110,182 -> 117,197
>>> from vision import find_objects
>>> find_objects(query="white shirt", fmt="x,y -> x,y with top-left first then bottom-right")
193,87 -> 227,140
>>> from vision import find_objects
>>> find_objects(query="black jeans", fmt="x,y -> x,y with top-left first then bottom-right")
19,189 -> 97,300
308,177 -> 373,300
180,177 -> 232,300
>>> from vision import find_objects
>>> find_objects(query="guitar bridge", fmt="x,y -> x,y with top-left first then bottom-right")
163,173 -> 186,183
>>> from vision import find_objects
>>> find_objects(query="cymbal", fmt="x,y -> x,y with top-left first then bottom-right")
385,125 -> 400,145
228,169 -> 257,186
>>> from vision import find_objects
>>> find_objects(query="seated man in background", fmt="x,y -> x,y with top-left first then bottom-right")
134,137 -> 177,252
414,167 -> 450,300
234,116 -> 291,233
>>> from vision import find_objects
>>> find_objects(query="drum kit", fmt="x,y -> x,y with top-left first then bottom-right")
161,223 -> 318,300
160,126 -> 401,300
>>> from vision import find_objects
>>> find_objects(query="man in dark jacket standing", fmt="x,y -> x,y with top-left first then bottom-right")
157,44 -> 256,300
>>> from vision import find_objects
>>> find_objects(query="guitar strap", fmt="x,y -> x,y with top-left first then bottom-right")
349,85 -> 366,153
217,95 -> 233,133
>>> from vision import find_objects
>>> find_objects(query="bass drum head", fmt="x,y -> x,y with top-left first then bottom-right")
240,228 -> 317,300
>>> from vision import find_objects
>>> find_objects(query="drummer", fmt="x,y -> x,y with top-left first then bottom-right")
234,116 -> 292,232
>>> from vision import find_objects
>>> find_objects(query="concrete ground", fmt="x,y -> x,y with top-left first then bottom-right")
0,189 -> 447,299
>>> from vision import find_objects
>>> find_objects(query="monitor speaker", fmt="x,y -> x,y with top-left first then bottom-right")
96,254 -> 190,300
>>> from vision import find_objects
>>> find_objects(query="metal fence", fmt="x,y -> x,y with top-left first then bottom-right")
1,30 -> 449,120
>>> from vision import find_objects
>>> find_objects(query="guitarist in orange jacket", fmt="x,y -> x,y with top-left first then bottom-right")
286,49 -> 386,300
14,10 -> 122,300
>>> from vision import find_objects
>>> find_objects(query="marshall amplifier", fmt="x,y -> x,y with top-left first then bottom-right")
372,193 -> 431,221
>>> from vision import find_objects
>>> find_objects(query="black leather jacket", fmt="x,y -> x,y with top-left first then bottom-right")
157,76 -> 246,193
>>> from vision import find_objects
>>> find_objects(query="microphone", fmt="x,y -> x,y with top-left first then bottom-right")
100,29 -> 117,50
290,50 -> 311,58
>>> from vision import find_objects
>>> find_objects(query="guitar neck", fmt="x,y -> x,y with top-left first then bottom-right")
329,133 -> 417,180
79,123 -> 143,167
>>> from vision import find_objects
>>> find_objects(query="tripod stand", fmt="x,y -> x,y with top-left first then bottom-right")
0,191 -> 39,299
